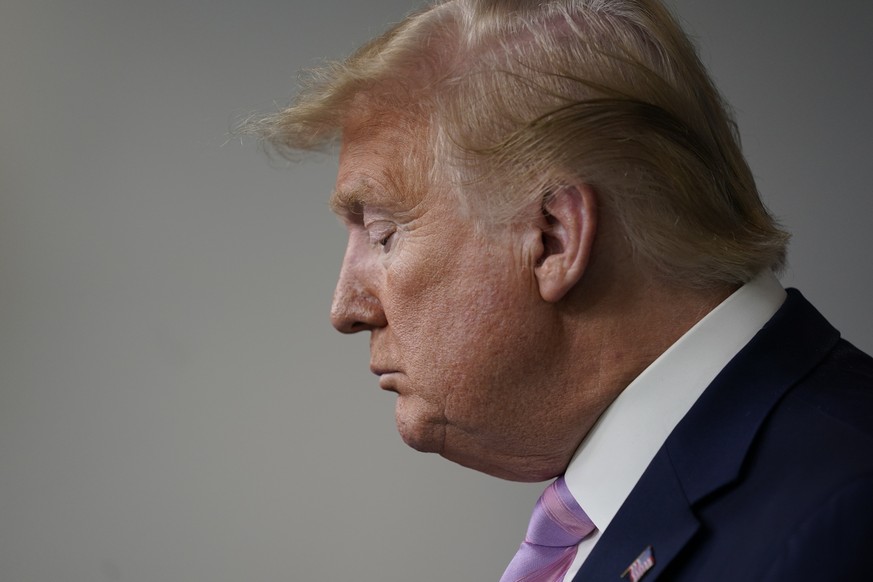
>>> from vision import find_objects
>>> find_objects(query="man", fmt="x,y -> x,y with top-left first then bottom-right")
252,0 -> 873,579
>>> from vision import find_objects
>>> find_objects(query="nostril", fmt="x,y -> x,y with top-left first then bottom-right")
330,306 -> 372,334
332,313 -> 378,334
347,320 -> 372,333
330,288 -> 386,333
330,312 -> 354,334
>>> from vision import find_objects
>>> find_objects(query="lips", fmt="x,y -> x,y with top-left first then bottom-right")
370,365 -> 401,392
369,365 -> 396,376
378,375 -> 400,392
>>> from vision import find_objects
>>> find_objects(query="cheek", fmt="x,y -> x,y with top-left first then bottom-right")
392,268 -> 510,353
405,276 -> 534,402
384,232 -> 538,392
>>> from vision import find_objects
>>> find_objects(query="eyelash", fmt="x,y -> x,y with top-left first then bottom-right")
362,214 -> 397,253
378,229 -> 396,252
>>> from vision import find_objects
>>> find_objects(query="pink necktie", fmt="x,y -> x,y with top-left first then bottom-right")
500,477 -> 597,582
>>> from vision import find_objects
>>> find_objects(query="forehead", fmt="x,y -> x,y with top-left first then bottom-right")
330,113 -> 432,215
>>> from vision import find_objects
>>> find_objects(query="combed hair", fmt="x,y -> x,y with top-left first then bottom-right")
249,0 -> 789,287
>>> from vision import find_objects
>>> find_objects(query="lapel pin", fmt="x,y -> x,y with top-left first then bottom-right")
621,545 -> 655,582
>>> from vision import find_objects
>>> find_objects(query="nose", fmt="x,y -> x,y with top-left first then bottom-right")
330,246 -> 387,334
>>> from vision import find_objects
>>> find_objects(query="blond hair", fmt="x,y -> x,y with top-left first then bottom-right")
251,0 -> 789,287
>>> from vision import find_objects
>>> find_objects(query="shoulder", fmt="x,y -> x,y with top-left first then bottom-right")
791,337 -> 873,440
668,328 -> 873,580
727,336 -> 873,529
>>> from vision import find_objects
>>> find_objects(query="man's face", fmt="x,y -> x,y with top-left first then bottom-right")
329,119 -> 582,481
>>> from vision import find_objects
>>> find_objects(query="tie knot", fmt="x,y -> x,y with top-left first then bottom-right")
526,477 -> 595,548
500,477 -> 597,582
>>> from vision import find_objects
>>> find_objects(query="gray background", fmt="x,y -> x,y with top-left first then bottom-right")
1,1 -> 870,581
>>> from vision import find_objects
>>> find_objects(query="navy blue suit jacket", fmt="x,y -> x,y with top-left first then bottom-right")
571,289 -> 873,581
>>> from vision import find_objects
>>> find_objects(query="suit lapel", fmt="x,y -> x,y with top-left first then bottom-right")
572,448 -> 699,581
571,290 -> 840,581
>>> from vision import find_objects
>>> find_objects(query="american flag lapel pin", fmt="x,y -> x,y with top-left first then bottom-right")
621,545 -> 655,582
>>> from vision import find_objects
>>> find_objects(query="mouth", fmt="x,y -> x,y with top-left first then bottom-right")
370,365 -> 400,392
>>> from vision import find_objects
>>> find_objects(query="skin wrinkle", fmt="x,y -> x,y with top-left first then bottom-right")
254,0 -> 789,283
319,3 -> 753,483
335,119 -> 599,480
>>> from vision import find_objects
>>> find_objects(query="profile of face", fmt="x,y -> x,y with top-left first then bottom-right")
329,118 -> 595,481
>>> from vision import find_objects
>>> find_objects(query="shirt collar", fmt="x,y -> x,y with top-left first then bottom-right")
564,270 -> 786,537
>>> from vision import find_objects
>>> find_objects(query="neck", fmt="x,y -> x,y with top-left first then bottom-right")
548,265 -> 735,475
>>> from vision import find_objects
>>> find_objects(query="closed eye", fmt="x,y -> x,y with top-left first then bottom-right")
379,231 -> 396,253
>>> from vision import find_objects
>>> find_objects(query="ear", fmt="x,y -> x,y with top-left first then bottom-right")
534,185 -> 598,303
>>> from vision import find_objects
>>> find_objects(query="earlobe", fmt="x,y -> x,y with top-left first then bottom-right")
534,185 -> 598,303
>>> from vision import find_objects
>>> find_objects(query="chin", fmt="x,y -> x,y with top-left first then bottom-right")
394,413 -> 445,454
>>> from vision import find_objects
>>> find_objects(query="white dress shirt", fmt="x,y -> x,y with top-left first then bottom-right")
560,270 -> 787,581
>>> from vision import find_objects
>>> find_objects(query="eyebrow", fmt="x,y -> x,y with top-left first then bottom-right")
329,180 -> 413,216
329,183 -> 369,215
